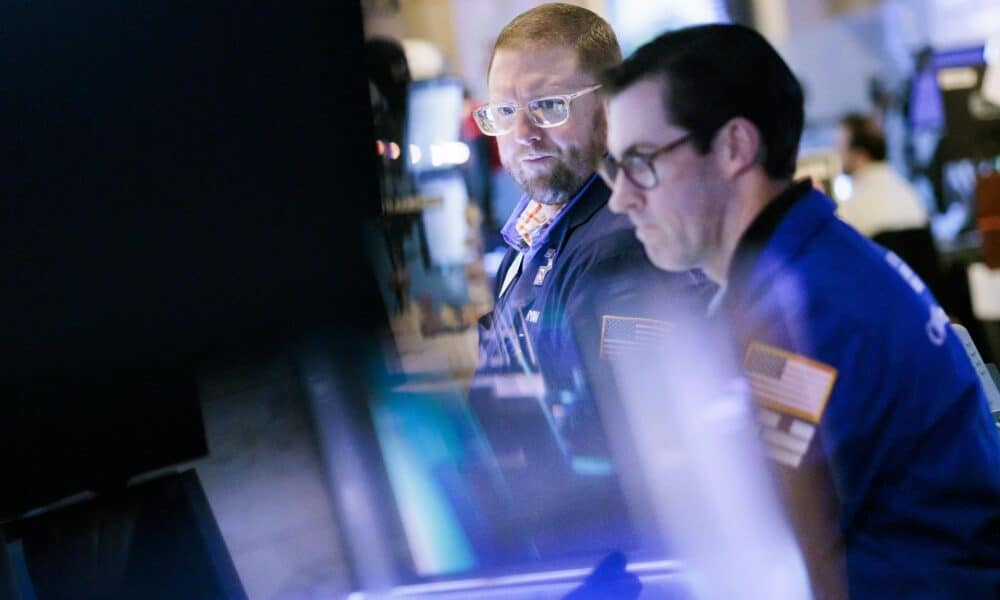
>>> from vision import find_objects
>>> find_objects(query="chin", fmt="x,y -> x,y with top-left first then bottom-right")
646,247 -> 690,273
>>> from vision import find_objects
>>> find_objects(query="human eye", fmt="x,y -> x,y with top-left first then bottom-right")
623,149 -> 651,163
492,103 -> 517,118
531,96 -> 562,111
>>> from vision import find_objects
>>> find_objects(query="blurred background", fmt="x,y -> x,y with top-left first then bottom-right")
1,1 -> 999,599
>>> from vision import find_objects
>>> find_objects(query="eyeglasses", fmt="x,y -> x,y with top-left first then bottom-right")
472,84 -> 602,136
598,134 -> 693,190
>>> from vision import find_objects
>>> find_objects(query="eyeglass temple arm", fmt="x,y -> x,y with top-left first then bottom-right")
566,84 -> 603,100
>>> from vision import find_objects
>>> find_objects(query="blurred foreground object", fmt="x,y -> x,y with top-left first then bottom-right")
608,320 -> 813,600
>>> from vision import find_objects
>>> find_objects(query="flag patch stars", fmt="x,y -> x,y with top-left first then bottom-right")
599,315 -> 671,359
744,342 -> 838,468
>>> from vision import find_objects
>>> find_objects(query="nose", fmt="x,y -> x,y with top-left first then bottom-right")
608,178 -> 642,215
512,108 -> 542,146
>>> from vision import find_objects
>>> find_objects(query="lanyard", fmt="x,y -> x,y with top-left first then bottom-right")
498,252 -> 524,299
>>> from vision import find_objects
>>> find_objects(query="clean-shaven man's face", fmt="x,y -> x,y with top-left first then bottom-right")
606,77 -> 728,272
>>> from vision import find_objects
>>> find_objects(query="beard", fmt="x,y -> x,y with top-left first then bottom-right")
508,117 -> 607,205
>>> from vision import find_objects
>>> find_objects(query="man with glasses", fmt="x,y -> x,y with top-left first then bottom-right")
474,4 -> 711,407
469,3 -> 712,559
601,23 -> 1000,596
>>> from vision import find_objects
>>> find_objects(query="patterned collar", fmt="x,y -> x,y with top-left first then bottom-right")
500,174 -> 598,258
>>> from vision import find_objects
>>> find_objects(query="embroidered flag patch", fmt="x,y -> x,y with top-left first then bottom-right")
756,407 -> 817,469
744,343 -> 837,468
599,315 -> 671,359
744,343 -> 837,423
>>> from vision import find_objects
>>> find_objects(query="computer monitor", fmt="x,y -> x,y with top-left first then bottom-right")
0,1 -> 383,516
913,45 -> 1000,160
1,470 -> 245,600
405,78 -> 465,175
298,337 -> 683,598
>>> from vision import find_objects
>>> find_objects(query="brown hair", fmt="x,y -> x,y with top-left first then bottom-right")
488,3 -> 621,79
840,113 -> 886,161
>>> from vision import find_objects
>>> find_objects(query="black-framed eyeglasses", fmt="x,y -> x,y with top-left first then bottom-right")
472,84 -> 602,136
598,134 -> 693,190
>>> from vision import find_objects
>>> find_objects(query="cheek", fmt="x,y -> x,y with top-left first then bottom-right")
550,119 -> 589,148
496,138 -> 520,166
651,195 -> 701,237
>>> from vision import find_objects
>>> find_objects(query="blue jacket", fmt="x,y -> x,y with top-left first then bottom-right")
718,182 -> 1000,597
477,175 -> 714,457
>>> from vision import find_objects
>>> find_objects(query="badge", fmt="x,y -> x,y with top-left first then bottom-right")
533,248 -> 557,286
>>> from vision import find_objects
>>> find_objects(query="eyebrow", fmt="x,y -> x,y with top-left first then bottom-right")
490,81 -> 593,102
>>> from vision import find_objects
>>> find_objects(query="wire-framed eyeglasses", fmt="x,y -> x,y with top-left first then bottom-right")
472,84 -> 602,136
598,134 -> 693,190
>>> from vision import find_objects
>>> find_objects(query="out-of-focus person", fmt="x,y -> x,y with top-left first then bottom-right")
834,112 -> 929,236
601,23 -> 1000,597
836,113 -> 951,315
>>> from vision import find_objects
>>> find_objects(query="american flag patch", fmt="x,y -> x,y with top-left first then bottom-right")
599,315 -> 671,359
757,407 -> 817,468
744,343 -> 837,424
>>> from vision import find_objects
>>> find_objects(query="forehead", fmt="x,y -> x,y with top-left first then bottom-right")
606,77 -> 675,153
488,45 -> 588,96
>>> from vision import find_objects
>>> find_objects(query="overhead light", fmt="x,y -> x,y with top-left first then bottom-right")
429,142 -> 470,167
833,174 -> 853,202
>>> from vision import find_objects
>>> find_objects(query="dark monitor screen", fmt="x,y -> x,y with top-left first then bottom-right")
909,47 -> 986,130
2,470 -> 245,600
911,45 -> 1000,159
0,1 -> 382,516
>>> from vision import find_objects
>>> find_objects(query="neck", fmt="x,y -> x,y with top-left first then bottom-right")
531,173 -> 593,206
704,174 -> 793,285
854,158 -> 882,175
848,156 -> 874,175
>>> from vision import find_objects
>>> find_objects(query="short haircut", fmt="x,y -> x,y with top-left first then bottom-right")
601,24 -> 804,179
488,3 -> 622,80
840,113 -> 886,161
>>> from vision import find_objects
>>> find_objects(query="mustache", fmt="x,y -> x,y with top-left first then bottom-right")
515,147 -> 558,158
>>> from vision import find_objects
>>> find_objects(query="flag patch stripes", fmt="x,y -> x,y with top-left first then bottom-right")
599,315 -> 671,359
756,407 -> 817,468
744,343 -> 837,424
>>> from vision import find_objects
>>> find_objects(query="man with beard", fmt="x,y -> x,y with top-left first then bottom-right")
468,3 -> 711,563
470,4 -> 714,568
473,3 -> 711,442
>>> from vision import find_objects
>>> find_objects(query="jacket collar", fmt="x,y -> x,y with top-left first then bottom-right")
565,173 -> 609,229
501,173 -> 608,259
725,181 -> 833,305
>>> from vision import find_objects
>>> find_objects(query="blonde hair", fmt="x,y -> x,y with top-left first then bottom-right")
488,3 -> 621,79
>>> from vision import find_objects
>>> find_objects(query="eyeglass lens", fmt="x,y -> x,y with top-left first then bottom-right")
478,97 -> 570,134
601,155 -> 657,189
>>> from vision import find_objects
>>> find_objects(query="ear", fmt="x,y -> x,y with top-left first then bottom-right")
713,117 -> 762,178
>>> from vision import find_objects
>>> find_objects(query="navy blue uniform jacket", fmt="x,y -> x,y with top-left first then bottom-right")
718,182 -> 1000,597
477,176 -> 713,454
